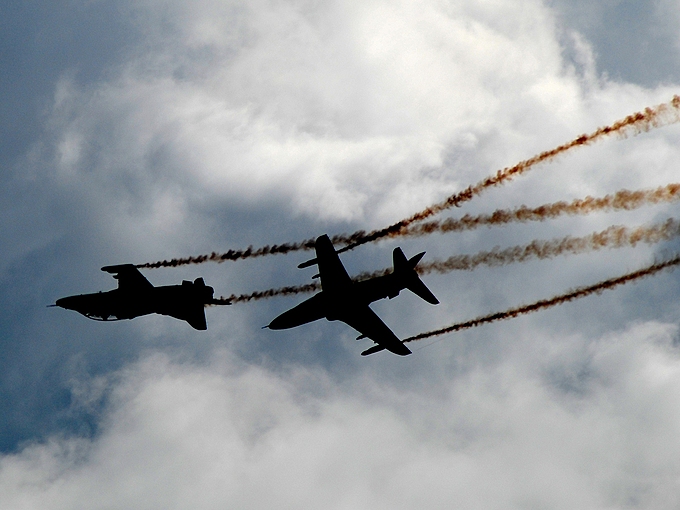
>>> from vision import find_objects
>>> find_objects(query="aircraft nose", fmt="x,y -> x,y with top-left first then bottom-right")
267,316 -> 285,330
55,296 -> 76,310
267,314 -> 298,330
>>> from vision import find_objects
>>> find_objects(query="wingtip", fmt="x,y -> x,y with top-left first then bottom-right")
408,251 -> 426,268
101,263 -> 136,273
361,344 -> 387,356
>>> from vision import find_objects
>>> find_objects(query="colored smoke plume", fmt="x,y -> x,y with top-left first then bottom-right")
348,218 -> 680,280
137,239 -> 318,269
137,181 -> 680,269
404,183 -> 680,236
210,282 -> 321,305
137,97 -> 680,269
415,218 -> 680,274
334,96 -> 680,250
403,254 -> 680,342
214,218 -> 680,303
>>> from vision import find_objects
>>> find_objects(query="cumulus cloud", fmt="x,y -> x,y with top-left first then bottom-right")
3,323 -> 680,510
44,0 -> 680,248
44,0 -> 591,225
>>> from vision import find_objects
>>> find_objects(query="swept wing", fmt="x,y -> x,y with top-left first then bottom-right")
341,305 -> 411,356
101,264 -> 153,291
314,235 -> 351,293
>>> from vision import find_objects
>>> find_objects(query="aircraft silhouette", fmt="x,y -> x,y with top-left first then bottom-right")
267,234 -> 439,356
54,264 -> 224,330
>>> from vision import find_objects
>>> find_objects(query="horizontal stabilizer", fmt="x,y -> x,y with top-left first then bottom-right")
393,248 -> 426,272
407,277 -> 439,305
392,248 -> 439,305
298,258 -> 318,269
408,251 -> 425,268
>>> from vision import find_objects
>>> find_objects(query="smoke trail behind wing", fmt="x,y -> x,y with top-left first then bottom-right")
404,183 -> 680,237
209,282 -> 321,305
334,95 -> 680,250
416,218 -> 680,274
137,182 -> 680,269
403,254 -> 680,343
137,239 -> 318,269
137,97 -> 680,269
213,219 -> 680,303
347,218 -> 680,280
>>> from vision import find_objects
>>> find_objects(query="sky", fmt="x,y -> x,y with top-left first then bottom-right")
2,0 -> 680,508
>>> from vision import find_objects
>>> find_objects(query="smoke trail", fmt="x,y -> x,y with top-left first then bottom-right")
334,95 -> 680,250
404,183 -> 680,237
346,218 -> 680,280
403,254 -> 680,343
137,239 -> 318,269
212,219 -> 680,304
137,96 -> 680,269
416,218 -> 680,274
209,282 -> 321,305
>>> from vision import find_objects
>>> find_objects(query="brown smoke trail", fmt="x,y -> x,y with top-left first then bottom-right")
346,218 -> 680,280
136,239 -> 318,269
214,219 -> 680,304
416,218 -> 680,274
334,95 -> 680,250
137,96 -> 680,269
404,183 -> 680,237
209,282 -> 321,305
403,254 -> 680,343
139,182 -> 680,269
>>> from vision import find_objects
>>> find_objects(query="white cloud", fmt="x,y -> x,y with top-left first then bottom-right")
3,323 -> 680,509
48,0 -> 657,226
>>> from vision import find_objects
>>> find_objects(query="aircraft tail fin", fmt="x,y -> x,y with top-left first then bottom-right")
392,248 -> 439,305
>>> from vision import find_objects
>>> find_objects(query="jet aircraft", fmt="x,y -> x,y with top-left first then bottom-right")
267,234 -> 439,356
54,264 -> 224,330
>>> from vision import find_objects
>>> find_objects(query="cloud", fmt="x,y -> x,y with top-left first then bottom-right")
3,323 -> 680,509
43,0 -> 591,226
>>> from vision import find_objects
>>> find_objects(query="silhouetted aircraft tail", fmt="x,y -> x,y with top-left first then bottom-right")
186,305 -> 208,330
393,248 -> 439,305
185,278 -> 215,330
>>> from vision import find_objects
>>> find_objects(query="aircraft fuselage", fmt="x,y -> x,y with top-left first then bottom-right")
56,269 -> 218,330
268,273 -> 405,330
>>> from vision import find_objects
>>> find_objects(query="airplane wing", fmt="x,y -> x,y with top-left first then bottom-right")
341,305 -> 412,356
314,235 -> 352,293
101,264 -> 154,292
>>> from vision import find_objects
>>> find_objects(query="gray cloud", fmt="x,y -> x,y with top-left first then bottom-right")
551,0 -> 680,86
